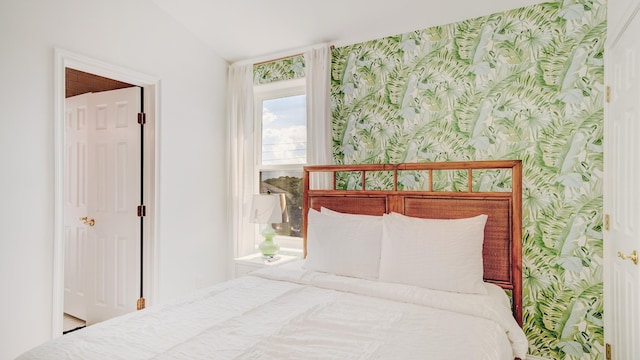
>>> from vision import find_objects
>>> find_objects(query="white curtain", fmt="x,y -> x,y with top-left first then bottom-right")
304,45 -> 333,189
227,45 -> 334,268
227,63 -> 255,265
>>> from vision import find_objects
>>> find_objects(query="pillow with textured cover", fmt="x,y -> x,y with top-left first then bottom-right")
379,212 -> 488,295
304,208 -> 382,280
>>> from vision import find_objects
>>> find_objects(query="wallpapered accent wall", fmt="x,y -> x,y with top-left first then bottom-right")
254,55 -> 305,85
256,1 -> 605,358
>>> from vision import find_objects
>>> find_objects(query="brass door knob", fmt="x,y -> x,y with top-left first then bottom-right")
79,216 -> 95,227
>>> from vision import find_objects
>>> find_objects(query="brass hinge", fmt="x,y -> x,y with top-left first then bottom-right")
606,86 -> 611,103
138,112 -> 146,125
137,297 -> 146,310
606,343 -> 611,360
605,214 -> 610,231
137,205 -> 146,217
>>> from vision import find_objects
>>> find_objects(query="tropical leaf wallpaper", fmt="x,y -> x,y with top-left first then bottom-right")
255,1 -> 605,358
254,55 -> 305,84
330,1 -> 605,359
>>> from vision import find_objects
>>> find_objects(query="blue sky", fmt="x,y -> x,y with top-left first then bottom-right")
262,94 -> 307,165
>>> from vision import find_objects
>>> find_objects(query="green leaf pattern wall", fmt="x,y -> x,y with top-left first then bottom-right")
255,1 -> 605,358
254,55 -> 305,84
330,2 -> 605,358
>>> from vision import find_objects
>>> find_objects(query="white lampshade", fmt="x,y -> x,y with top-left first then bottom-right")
249,194 -> 283,224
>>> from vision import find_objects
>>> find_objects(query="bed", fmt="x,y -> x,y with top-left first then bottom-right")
18,160 -> 527,360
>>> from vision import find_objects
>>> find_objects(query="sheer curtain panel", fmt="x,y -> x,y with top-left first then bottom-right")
227,64 -> 255,263
304,45 -> 333,189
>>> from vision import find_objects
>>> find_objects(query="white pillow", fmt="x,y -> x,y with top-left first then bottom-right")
484,282 -> 511,310
379,212 -> 488,295
304,208 -> 382,279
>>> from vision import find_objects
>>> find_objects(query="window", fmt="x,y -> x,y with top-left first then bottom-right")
254,78 -> 306,251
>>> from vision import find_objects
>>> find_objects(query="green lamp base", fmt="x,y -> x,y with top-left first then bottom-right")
258,224 -> 280,257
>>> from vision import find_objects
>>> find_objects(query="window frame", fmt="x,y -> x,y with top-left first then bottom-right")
252,77 -> 307,253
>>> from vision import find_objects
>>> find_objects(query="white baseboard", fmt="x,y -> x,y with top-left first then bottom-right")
526,355 -> 553,360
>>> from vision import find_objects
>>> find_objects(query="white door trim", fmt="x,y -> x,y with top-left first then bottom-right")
53,48 -> 161,338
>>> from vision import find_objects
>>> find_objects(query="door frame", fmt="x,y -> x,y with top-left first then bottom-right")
52,48 -> 160,337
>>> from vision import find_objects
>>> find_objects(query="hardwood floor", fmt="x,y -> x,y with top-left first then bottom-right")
63,313 -> 86,334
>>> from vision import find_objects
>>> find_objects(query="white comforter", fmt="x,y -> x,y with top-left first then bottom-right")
18,261 -> 528,359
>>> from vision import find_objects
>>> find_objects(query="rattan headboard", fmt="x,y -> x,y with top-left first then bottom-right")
302,160 -> 523,326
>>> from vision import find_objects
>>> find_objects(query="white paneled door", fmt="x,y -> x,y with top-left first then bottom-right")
64,87 -> 142,326
64,93 -> 90,320
604,2 -> 640,359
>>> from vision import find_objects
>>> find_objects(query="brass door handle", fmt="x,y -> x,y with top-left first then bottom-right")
617,250 -> 638,265
79,216 -> 95,227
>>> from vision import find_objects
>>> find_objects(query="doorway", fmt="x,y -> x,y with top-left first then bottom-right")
65,85 -> 143,330
53,49 -> 159,337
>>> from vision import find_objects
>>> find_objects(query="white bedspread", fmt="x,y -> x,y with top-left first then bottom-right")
18,261 -> 527,360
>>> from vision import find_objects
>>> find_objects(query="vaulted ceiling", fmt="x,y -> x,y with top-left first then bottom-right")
151,0 -> 548,63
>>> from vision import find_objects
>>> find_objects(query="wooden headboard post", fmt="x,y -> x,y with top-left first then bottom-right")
302,160 -> 523,326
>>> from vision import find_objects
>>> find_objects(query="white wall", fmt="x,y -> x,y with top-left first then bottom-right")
0,0 -> 228,358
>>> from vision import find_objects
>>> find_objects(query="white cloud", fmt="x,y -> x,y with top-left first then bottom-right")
262,125 -> 306,164
261,95 -> 307,164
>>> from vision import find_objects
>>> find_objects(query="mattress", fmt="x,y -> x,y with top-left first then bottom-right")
18,261 -> 528,359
